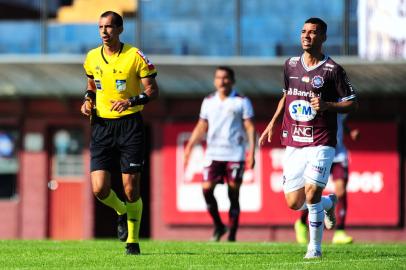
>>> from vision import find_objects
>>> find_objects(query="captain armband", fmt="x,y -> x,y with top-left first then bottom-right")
83,90 -> 96,103
128,93 -> 150,107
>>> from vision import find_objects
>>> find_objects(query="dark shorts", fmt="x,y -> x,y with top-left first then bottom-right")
90,112 -> 144,173
203,161 -> 245,184
330,161 -> 348,182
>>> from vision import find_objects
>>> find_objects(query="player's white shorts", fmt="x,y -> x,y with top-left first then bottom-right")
282,145 -> 335,194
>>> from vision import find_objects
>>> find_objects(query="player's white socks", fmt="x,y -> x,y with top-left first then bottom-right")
307,202 -> 324,252
296,195 -> 333,211
321,195 -> 333,211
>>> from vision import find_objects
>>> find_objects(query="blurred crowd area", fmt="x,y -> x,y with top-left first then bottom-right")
0,0 -> 358,56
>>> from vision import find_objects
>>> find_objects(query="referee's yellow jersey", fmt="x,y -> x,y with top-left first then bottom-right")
84,43 -> 157,119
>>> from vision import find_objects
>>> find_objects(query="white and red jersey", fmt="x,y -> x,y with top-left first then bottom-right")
200,90 -> 254,162
281,55 -> 357,147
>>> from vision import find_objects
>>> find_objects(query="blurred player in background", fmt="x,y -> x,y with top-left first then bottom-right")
258,18 -> 358,259
184,66 -> 256,242
295,113 -> 360,245
80,11 -> 159,255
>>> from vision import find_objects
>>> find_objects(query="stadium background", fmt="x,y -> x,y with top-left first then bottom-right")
0,0 -> 405,242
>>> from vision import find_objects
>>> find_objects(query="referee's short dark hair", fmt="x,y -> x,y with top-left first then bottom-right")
216,66 -> 235,82
100,11 -> 123,27
305,17 -> 327,35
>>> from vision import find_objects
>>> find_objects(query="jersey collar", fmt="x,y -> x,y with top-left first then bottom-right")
300,54 -> 328,72
101,42 -> 124,64
215,89 -> 237,100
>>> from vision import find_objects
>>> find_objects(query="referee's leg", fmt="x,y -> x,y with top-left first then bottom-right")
122,173 -> 142,255
91,170 -> 127,215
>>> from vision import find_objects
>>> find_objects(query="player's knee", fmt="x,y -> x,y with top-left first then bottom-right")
285,194 -> 305,210
202,187 -> 213,198
335,188 -> 346,198
228,181 -> 240,190
124,186 -> 140,202
334,180 -> 346,198
305,185 -> 323,204
286,200 -> 305,210
92,187 -> 109,200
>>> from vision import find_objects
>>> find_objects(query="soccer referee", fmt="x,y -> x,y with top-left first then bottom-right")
80,11 -> 159,255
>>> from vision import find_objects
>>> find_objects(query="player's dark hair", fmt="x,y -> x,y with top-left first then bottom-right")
100,11 -> 123,27
216,66 -> 235,82
305,17 -> 327,35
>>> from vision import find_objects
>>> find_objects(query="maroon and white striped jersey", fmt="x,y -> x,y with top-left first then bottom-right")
280,55 -> 356,147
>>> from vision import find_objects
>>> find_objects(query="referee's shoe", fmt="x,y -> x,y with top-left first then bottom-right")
126,243 -> 141,255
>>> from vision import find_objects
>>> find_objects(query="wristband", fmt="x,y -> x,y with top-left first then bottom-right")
84,90 -> 96,102
128,93 -> 150,107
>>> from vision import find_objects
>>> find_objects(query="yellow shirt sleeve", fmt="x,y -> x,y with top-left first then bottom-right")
135,49 -> 157,78
83,48 -> 102,78
83,53 -> 93,77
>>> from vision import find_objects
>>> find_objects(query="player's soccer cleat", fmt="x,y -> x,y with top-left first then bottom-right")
324,194 -> 337,230
125,243 -> 140,255
304,249 -> 322,259
294,219 -> 308,244
227,231 -> 236,242
210,225 -> 227,242
117,214 -> 128,242
332,230 -> 353,244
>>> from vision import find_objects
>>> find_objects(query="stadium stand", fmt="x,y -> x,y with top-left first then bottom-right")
0,0 -> 357,56
56,0 -> 136,23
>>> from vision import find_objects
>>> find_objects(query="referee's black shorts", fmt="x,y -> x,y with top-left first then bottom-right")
90,112 -> 145,173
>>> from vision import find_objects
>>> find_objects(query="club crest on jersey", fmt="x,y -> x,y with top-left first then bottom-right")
115,80 -> 126,91
311,75 -> 324,88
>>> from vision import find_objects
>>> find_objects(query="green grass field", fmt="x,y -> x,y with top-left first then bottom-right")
1,240 -> 406,269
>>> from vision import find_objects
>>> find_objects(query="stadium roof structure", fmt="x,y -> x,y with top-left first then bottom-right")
0,55 -> 405,98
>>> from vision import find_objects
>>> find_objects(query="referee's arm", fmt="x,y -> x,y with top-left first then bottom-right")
141,75 -> 159,100
80,78 -> 96,116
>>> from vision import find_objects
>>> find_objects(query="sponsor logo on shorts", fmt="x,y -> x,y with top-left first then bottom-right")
130,163 -> 141,167
311,164 -> 326,175
291,124 -> 313,142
